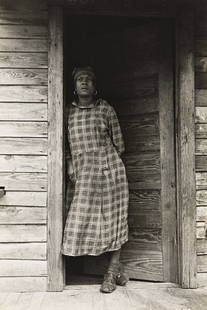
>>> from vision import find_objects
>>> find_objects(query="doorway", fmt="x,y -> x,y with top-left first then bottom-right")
63,15 -> 177,284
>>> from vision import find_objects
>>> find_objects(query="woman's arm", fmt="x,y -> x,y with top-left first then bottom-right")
108,104 -> 125,156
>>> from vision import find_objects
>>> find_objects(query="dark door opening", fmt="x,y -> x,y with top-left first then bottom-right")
63,15 -> 176,285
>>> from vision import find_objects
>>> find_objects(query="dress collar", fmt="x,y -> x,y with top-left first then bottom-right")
72,99 -> 100,109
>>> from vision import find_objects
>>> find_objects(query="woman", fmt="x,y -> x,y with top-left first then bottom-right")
62,66 -> 129,293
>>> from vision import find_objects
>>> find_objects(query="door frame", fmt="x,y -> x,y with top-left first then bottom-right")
47,1 -> 196,291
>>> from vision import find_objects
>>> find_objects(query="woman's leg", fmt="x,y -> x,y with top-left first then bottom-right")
108,249 -> 121,270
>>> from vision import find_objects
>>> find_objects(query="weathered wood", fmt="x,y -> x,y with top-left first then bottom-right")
196,155 -> 207,171
0,225 -> 46,242
0,260 -> 47,277
176,7 -> 196,288
0,207 -> 47,224
196,72 -> 207,89
0,191 -> 47,206
197,206 -> 207,222
0,277 -> 47,292
196,124 -> 207,138
0,86 -> 47,102
0,0 -> 47,12
0,53 -> 48,68
0,138 -> 47,155
196,139 -> 207,154
125,135 -> 160,153
0,39 -> 48,52
196,172 -> 207,189
196,39 -> 207,57
196,89 -> 207,106
196,57 -> 207,72
159,22 -> 177,283
0,11 -> 47,25
196,107 -> 207,123
48,6 -> 64,292
0,172 -> 47,191
0,155 -> 47,172
197,255 -> 207,272
128,176 -> 161,190
0,25 -> 47,38
197,239 -> 207,255
0,103 -> 47,121
196,190 -> 207,205
129,189 -> 160,211
0,69 -> 47,85
196,222 -> 207,239
0,243 -> 46,260
0,122 -> 47,137
128,210 -> 161,228
197,273 -> 207,287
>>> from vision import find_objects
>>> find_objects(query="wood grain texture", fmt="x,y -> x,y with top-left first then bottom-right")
196,107 -> 207,122
176,7 -> 197,288
196,172 -> 207,189
0,260 -> 47,276
0,86 -> 47,102
0,103 -> 47,121
195,72 -> 207,89
197,206 -> 207,222
129,190 -> 160,211
196,39 -> 207,57
196,57 -> 207,72
0,53 -> 48,68
196,222 -> 207,239
0,39 -> 48,52
196,139 -> 207,154
0,277 -> 47,292
0,25 -> 47,39
196,155 -> 207,171
0,172 -> 47,191
0,191 -> 47,206
0,206 -> 47,224
0,155 -> 47,172
196,190 -> 207,205
0,225 -> 46,242
197,255 -> 207,272
0,11 -> 47,25
0,69 -> 47,85
196,89 -> 207,106
0,122 -> 47,138
197,239 -> 207,255
47,6 -> 64,292
0,138 -> 47,155
0,243 -> 47,260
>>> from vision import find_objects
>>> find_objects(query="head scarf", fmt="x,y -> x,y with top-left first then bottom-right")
72,66 -> 96,83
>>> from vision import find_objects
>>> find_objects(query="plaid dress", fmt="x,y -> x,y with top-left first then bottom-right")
62,99 -> 129,256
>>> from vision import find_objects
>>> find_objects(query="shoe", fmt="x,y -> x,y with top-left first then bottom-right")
100,271 -> 117,293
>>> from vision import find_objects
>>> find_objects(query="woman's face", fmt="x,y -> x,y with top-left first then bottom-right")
75,74 -> 95,98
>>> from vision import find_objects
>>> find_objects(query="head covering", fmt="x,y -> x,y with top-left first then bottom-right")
72,66 -> 96,82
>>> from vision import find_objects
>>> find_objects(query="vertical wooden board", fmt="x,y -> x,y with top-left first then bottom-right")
159,22 -> 177,282
0,191 -> 47,206
48,6 -> 64,291
0,225 -> 46,242
0,277 -> 47,292
0,243 -> 47,260
176,7 -> 197,288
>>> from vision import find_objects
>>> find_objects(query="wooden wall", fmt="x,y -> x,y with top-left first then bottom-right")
196,0 -> 207,287
0,0 -> 48,292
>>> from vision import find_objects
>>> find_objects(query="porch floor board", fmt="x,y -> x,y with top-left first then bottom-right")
1,279 -> 207,310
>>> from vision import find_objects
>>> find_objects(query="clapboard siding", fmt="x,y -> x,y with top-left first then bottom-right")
0,0 -> 48,292
196,1 -> 207,286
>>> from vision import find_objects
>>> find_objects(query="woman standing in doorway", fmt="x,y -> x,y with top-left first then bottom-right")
62,66 -> 129,293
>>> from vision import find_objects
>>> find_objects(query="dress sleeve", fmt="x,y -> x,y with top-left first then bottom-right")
108,104 -> 125,156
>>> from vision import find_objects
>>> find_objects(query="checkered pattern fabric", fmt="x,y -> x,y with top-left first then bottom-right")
62,99 -> 129,256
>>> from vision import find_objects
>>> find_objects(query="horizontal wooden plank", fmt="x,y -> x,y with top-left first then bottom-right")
128,227 -> 162,244
0,69 -> 47,85
197,239 -> 207,255
0,25 -> 47,39
128,177 -> 161,190
0,138 -> 47,155
129,189 -> 160,210
0,39 -> 48,52
196,139 -> 207,155
0,260 -> 47,276
0,102 -> 47,121
0,191 -> 47,207
0,52 -> 47,68
197,206 -> 207,222
125,135 -> 160,153
196,39 -> 207,57
196,222 -> 207,239
197,255 -> 207,273
0,225 -> 46,242
196,72 -> 207,89
196,124 -> 207,138
197,190 -> 207,205
196,172 -> 207,189
0,155 -> 47,172
0,243 -> 46,260
196,107 -> 207,123
0,207 -> 47,224
196,155 -> 207,171
196,89 -> 207,106
0,122 -> 47,138
0,86 -> 47,102
128,210 -> 161,228
0,172 -> 47,191
0,277 -> 47,292
0,0 -> 47,12
0,11 -> 47,25
197,273 -> 207,287
196,57 -> 207,72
